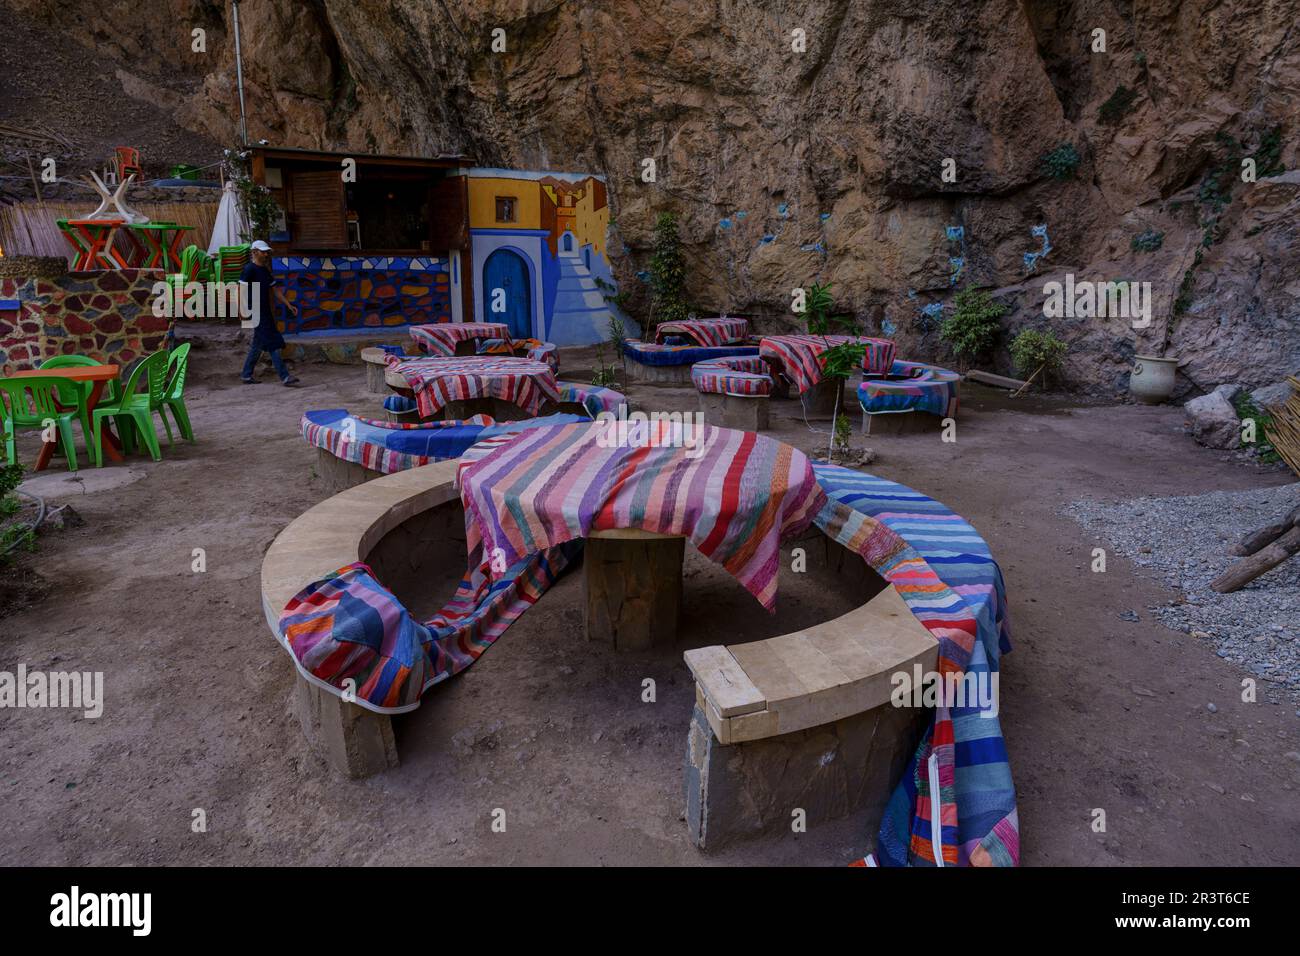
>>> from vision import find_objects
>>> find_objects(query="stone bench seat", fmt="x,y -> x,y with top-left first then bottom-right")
691,356 -> 772,430
684,584 -> 936,745
858,359 -> 961,434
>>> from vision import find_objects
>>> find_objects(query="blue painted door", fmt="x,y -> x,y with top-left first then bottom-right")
483,249 -> 531,338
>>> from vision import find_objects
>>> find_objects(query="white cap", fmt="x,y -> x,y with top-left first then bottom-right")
250,240 -> 272,252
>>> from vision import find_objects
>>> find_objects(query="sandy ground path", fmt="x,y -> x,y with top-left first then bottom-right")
1,345 -> 1296,866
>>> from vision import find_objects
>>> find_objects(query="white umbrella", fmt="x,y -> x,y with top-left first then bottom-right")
208,181 -> 248,253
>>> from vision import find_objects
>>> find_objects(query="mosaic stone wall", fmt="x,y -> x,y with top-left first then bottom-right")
0,267 -> 169,375
274,256 -> 452,335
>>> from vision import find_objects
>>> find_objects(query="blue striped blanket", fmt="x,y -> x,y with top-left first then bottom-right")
812,464 -> 1019,867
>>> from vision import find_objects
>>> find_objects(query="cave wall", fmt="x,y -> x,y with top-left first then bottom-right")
6,0 -> 1299,394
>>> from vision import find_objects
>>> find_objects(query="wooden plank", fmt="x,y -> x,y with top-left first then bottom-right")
683,646 -> 766,717
966,369 -> 1027,390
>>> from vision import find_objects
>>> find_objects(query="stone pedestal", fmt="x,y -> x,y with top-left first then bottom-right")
623,361 -> 693,385
442,397 -> 529,422
683,700 -> 926,852
862,410 -> 941,435
293,676 -> 398,779
584,532 -> 685,651
699,393 -> 769,431
800,378 -> 843,418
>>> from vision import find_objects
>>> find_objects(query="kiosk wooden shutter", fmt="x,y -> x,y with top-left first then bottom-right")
428,176 -> 469,251
289,170 -> 347,249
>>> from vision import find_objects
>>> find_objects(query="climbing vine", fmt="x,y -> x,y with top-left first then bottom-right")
223,147 -> 280,242
648,212 -> 689,331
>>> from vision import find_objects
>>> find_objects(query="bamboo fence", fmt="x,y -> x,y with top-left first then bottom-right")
0,200 -> 220,263
1264,376 -> 1300,479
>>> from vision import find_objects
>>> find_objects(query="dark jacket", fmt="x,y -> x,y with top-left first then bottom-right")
240,261 -> 286,350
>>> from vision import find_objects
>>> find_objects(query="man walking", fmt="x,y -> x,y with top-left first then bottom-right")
240,239 -> 301,386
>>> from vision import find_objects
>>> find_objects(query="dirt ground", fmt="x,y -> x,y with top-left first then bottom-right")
2,341 -> 1297,866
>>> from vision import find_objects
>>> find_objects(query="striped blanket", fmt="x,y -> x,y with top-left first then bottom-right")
556,382 -> 628,418
410,322 -> 511,356
278,541 -> 580,712
654,317 -> 749,347
478,337 -> 560,374
623,340 -> 759,367
390,356 -> 560,418
456,421 -> 825,611
759,335 -> 896,393
691,356 -> 773,397
301,409 -> 589,474
859,360 -> 961,419
812,465 -> 1017,867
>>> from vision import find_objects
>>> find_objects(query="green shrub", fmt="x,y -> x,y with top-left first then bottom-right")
939,288 -> 1006,365
1039,143 -> 1081,181
0,463 -> 34,560
1098,86 -> 1138,124
1131,229 -> 1164,253
1232,394 -> 1280,462
1009,328 -> 1068,381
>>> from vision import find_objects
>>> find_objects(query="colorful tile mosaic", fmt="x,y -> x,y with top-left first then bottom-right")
272,256 -> 452,336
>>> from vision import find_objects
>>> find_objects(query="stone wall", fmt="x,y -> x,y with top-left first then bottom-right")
0,264 -> 171,375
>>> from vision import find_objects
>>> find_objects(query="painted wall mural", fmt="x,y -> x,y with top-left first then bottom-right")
273,255 -> 452,335
464,169 -> 634,346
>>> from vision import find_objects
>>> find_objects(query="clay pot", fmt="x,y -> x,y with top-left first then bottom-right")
1129,354 -> 1178,404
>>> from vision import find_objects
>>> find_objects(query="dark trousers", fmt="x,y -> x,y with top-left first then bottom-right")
242,343 -> 289,381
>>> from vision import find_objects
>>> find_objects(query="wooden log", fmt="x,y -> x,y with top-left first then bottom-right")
1211,525 -> 1300,593
966,369 -> 1028,390
1228,504 -> 1300,556
584,531 -> 684,650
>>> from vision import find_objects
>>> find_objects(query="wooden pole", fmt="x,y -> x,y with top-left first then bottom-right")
1228,505 -> 1300,556
1211,525 -> 1300,593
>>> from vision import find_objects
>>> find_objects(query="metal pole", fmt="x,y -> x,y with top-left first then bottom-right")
232,0 -> 249,146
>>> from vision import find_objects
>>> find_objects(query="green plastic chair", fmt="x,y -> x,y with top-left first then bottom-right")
90,350 -> 169,466
180,244 -> 214,283
38,355 -> 102,437
159,343 -> 194,444
217,243 -> 251,283
0,375 -> 86,472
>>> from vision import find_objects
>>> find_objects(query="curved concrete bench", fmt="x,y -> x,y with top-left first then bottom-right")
556,381 -> 627,419
622,340 -> 760,385
263,461 -> 950,857
691,356 -> 773,430
262,462 -> 463,777
858,359 -> 961,435
681,534 -> 938,850
361,345 -> 410,393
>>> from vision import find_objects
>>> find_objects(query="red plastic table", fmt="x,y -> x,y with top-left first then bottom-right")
11,365 -> 124,469
61,220 -> 130,271
125,222 -> 193,270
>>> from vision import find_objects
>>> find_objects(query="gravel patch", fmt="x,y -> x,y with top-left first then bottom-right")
1064,483 -> 1300,710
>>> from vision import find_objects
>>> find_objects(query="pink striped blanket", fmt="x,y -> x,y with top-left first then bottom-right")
654,316 -> 749,347
456,421 -> 825,611
759,335 -> 896,393
389,355 -> 560,419
410,322 -> 512,356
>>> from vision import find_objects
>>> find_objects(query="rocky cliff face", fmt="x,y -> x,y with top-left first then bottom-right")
8,0 -> 1298,394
